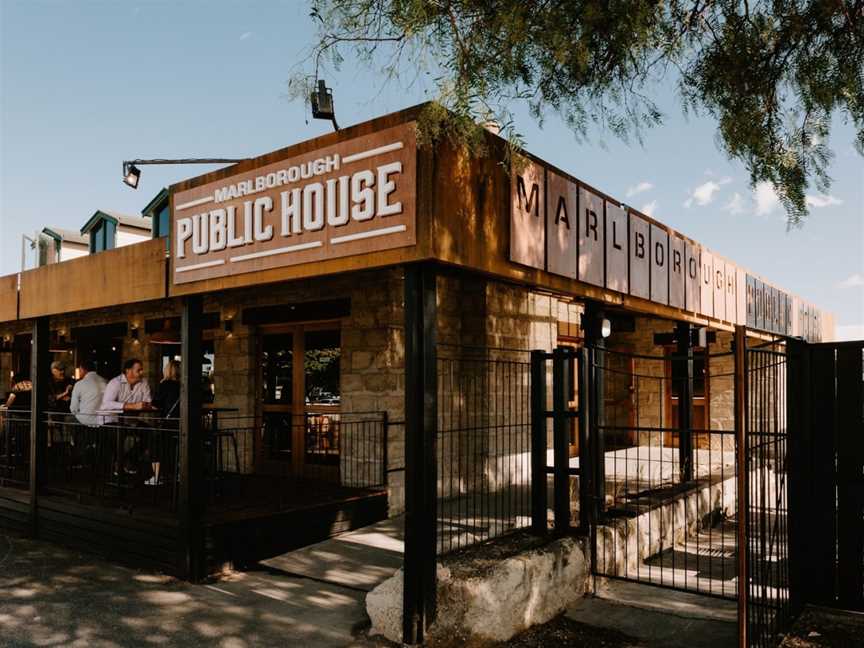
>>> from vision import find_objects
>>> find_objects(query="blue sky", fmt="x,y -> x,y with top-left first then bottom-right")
1,1 -> 862,338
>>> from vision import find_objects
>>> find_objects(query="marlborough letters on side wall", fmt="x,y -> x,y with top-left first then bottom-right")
509,157 -> 823,340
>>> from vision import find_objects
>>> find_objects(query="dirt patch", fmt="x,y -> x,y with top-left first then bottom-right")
779,606 -> 864,648
418,614 -> 646,648
442,530 -> 575,580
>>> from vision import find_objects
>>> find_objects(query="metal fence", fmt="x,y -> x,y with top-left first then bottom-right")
42,413 -> 180,512
593,345 -> 738,599
204,411 -> 388,512
0,410 -> 30,489
744,344 -> 791,648
436,345 -> 532,554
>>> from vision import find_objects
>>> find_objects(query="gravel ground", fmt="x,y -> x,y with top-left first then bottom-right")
778,606 -> 864,648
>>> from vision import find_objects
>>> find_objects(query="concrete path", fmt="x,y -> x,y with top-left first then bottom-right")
568,580 -> 737,648
261,517 -> 403,591
0,531 -> 389,648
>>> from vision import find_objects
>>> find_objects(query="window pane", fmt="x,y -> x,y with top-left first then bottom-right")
105,221 -> 116,250
304,329 -> 340,407
262,334 -> 293,404
158,206 -> 170,239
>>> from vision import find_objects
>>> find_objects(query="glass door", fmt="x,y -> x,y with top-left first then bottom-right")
258,324 -> 341,478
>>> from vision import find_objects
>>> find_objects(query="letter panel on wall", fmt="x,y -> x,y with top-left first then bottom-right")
771,286 -> 780,333
546,170 -> 578,279
578,186 -> 605,287
725,261 -> 737,323
754,279 -> 764,331
685,241 -> 700,312
778,291 -> 786,335
746,274 -> 756,328
669,234 -> 686,309
511,157 -> 546,269
713,256 -> 726,321
700,249 -> 714,318
605,202 -> 628,293
736,267 -> 747,326
629,212 -> 650,300
791,296 -> 800,337
650,224 -> 669,305
785,294 -> 793,335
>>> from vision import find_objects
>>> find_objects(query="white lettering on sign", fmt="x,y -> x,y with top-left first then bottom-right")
172,123 -> 416,283
175,162 -> 403,260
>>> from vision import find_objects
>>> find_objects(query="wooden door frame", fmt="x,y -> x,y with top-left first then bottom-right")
255,318 -> 343,476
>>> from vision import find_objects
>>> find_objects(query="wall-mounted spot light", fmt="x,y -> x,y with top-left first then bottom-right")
224,319 -> 234,337
123,162 -> 141,189
120,158 -> 248,190
310,79 -> 339,131
131,327 -> 140,344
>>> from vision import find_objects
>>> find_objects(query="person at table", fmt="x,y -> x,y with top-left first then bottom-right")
48,360 -> 74,414
152,360 -> 180,419
100,358 -> 154,423
145,360 -> 181,486
4,373 -> 32,411
70,358 -> 107,426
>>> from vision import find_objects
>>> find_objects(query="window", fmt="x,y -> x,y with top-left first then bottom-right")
89,220 -> 116,253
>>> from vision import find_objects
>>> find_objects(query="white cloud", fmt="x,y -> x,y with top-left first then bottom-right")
722,192 -> 744,215
805,194 -> 843,208
683,177 -> 731,208
240,31 -> 253,41
626,181 -> 653,198
754,181 -> 780,216
838,273 -> 864,288
836,324 -> 864,341
641,200 -> 658,217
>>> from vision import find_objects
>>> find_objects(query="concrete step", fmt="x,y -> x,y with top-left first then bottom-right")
568,580 -> 737,648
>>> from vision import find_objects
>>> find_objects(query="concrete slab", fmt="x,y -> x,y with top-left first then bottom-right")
261,517 -> 404,592
568,585 -> 736,648
594,579 -> 737,623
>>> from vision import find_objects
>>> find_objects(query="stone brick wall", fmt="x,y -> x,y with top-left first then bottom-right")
436,274 -> 559,505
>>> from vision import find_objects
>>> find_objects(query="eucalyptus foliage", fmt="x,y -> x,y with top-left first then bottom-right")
296,0 -> 864,226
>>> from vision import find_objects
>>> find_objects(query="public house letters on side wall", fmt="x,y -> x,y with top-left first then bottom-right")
172,123 -> 417,284
509,155 -> 824,340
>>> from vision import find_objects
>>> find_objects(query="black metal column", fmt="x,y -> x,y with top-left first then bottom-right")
674,322 -> 694,483
28,316 -> 49,535
582,302 -> 605,518
403,263 -> 437,645
552,347 -> 570,532
530,350 -> 547,534
179,295 -> 204,580
785,337 -> 811,615
577,346 -> 592,533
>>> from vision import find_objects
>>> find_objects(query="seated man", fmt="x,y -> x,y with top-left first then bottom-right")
70,358 -> 107,426
100,358 -> 154,423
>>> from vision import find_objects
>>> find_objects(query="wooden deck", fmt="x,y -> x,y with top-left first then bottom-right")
0,479 -> 389,578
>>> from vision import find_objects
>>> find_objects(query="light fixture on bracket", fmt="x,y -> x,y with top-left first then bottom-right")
310,79 -> 339,131
121,157 -> 249,189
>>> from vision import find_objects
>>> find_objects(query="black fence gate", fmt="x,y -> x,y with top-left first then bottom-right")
787,341 -> 864,612
590,341 -> 739,600
741,341 -> 792,648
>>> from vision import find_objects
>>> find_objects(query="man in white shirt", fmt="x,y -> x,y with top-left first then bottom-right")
69,359 -> 107,426
100,358 -> 154,423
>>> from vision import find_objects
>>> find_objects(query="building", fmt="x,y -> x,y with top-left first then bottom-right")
0,105 -> 839,598
36,227 -> 89,265
80,209 -> 151,253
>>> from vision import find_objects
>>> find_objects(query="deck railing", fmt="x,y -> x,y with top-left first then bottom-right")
0,410 -> 30,489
